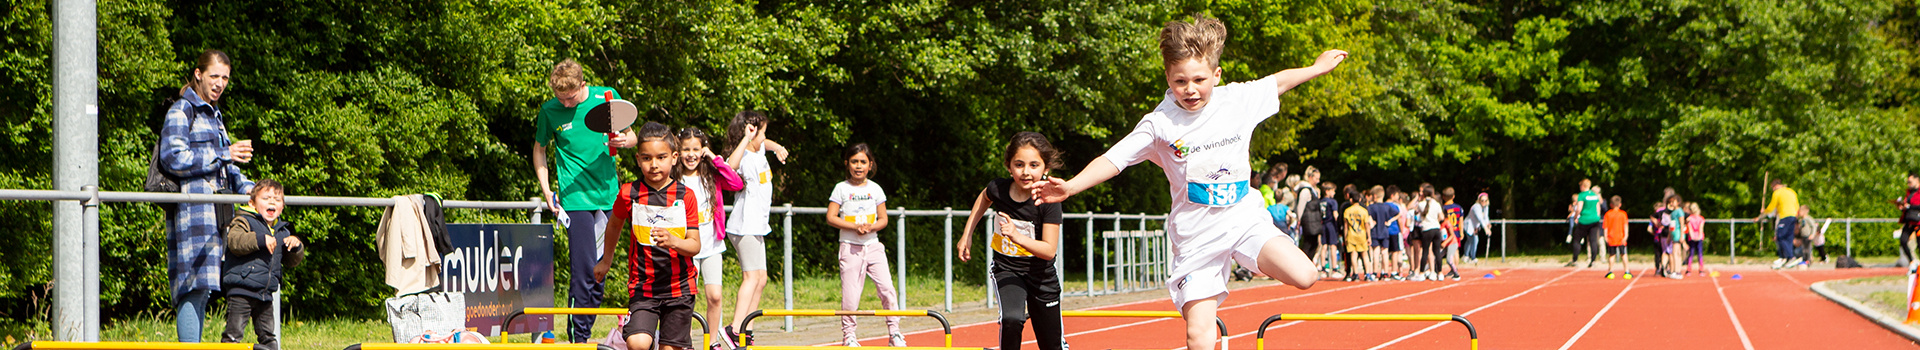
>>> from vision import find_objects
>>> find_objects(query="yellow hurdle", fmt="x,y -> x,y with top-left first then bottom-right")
342,344 -> 610,350
1253,314 -> 1479,350
499,307 -> 708,346
739,309 -> 959,348
11,342 -> 258,350
1058,310 -> 1229,350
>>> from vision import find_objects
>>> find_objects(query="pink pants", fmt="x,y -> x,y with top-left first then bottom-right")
839,241 -> 901,339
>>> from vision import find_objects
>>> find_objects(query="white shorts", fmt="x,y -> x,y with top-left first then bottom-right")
1167,222 -> 1287,308
696,255 -> 724,286
728,234 -> 768,271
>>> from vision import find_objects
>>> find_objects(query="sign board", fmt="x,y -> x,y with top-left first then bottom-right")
441,224 -> 555,336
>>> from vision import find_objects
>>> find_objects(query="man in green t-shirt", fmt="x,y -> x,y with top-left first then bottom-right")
532,58 -> 638,343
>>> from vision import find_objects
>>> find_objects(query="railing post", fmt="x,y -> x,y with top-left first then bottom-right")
896,206 -> 906,308
1085,212 -> 1094,297
943,207 -> 953,313
1728,221 -> 1735,264
529,197 -> 542,224
1845,220 -> 1853,257
1111,212 -> 1120,292
1500,220 -> 1508,262
984,209 -> 996,308
1137,213 -> 1148,289
782,203 -> 794,332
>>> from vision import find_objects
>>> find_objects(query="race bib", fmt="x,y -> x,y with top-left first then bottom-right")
840,197 -> 878,226
631,200 -> 689,246
991,216 -> 1036,257
1186,181 -> 1251,207
1183,161 -> 1251,207
758,170 -> 770,184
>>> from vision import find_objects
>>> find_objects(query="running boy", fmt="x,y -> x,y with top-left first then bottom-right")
1031,14 -> 1346,348
597,122 -> 703,350
959,132 -> 1069,350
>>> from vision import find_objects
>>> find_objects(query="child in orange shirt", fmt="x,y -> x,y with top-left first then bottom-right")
1602,196 -> 1631,279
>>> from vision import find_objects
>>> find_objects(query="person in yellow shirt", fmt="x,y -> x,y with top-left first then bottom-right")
1753,179 -> 1801,268
1342,187 -> 1375,282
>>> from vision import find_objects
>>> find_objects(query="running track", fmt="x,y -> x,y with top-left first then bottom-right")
840,267 -> 1917,349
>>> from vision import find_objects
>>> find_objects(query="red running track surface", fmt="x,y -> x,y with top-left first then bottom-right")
840,267 -> 1917,349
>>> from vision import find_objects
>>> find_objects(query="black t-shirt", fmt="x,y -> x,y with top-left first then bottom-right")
984,178 -> 1064,278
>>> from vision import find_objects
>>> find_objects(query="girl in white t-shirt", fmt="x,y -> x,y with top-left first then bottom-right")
676,127 -> 745,348
825,143 -> 903,346
722,111 -> 787,345
1029,14 -> 1346,350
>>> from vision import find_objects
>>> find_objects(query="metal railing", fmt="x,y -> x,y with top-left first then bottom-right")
1486,218 -> 1901,263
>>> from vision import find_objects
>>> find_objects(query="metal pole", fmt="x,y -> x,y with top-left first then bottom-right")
943,207 -> 952,313
782,203 -> 793,332
1500,220 -> 1508,262
529,197 -> 542,224
895,207 -> 906,308
51,0 -> 99,339
1110,213 -> 1119,291
984,209 -> 995,308
81,185 -> 99,341
1728,221 -> 1735,264
1084,213 -> 1093,297
1846,220 -> 1853,257
1137,213 -> 1147,290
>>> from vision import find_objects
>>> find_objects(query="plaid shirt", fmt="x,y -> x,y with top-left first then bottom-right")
612,181 -> 700,299
160,88 -> 255,300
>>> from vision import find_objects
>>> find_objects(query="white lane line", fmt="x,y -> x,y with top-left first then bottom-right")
1364,268 -> 1585,349
1713,273 -> 1758,350
1176,277 -> 1496,350
827,278 -> 1386,346
1556,268 -> 1645,350
1774,269 -> 1806,287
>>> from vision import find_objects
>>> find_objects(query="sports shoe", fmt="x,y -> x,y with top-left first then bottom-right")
844,339 -> 861,347
889,333 -> 907,347
1771,259 -> 1786,269
1624,273 -> 1633,279
741,330 -> 755,346
1412,273 -> 1428,281
1605,272 -> 1615,279
1449,272 -> 1461,281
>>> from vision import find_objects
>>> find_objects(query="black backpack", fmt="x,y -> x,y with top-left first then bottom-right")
1299,187 -> 1326,226
144,95 -> 186,193
1835,255 -> 1863,268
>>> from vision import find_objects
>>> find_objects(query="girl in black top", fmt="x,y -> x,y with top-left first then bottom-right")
959,132 -> 1067,350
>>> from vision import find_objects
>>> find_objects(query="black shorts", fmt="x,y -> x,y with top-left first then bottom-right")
1608,246 -> 1626,256
623,295 -> 696,347
1387,234 -> 1403,252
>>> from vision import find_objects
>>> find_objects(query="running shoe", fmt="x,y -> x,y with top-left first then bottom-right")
1771,259 -> 1786,269
890,333 -> 907,347
844,339 -> 861,347
1624,273 -> 1633,279
1412,273 -> 1428,281
1606,272 -> 1615,279
1449,272 -> 1461,281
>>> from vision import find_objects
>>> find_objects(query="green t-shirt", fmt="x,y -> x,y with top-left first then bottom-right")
536,86 -> 622,211
1577,190 -> 1602,225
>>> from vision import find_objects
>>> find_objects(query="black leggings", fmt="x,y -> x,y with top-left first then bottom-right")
1418,229 -> 1445,273
996,273 -> 1063,350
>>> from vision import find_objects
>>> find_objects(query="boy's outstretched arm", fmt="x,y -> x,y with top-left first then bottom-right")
1029,156 -> 1122,204
1268,50 -> 1349,95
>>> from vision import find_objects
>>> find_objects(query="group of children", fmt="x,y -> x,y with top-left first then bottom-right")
1308,183 -> 1490,282
554,12 -> 1348,350
1585,184 -> 1716,279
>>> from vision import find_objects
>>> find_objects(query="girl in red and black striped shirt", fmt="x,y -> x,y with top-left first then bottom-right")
597,121 -> 702,350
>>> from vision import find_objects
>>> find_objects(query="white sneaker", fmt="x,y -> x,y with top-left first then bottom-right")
1411,273 -> 1428,281
844,339 -> 861,347
889,333 -> 906,347
1771,259 -> 1786,269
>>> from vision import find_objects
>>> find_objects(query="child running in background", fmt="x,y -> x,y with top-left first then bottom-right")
675,128 -> 745,349
827,143 -> 904,346
598,122 -> 703,350
958,132 -> 1070,350
1027,14 -> 1346,350
1685,202 -> 1710,276
722,111 -> 787,345
1602,196 -> 1631,279
1343,187 -> 1375,282
220,179 -> 303,350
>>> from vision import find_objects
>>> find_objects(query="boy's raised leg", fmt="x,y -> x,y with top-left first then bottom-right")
1257,235 -> 1318,289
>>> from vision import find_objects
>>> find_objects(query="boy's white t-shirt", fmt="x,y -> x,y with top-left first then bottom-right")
681,175 -> 727,259
726,145 -> 773,236
1102,76 -> 1281,280
829,180 -> 888,244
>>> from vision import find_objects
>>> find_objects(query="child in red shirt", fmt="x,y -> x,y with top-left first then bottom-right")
1602,196 -> 1631,279
596,122 -> 702,350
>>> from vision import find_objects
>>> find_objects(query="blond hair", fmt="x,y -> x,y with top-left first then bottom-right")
1158,14 -> 1227,69
547,59 -> 585,94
